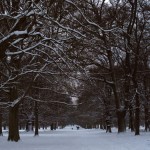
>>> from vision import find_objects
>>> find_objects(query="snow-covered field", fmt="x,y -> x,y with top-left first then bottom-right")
0,126 -> 150,150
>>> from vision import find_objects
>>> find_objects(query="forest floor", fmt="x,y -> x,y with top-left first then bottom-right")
0,126 -> 150,150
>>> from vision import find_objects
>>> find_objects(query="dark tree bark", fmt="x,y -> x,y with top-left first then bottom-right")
8,86 -> 20,142
117,110 -> 126,132
144,106 -> 149,132
26,121 -> 29,132
3,124 -> 6,130
143,67 -> 149,132
134,91 -> 140,135
34,101 -> 39,136
105,115 -> 112,133
8,105 -> 20,141
132,59 -> 140,135
51,123 -> 54,130
0,110 -> 3,136
125,0 -> 140,135
129,105 -> 134,132
133,62 -> 140,135
107,50 -> 126,132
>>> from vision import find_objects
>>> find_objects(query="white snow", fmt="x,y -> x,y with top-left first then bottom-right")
0,127 -> 150,150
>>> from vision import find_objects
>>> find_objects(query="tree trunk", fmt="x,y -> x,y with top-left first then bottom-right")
129,106 -> 134,132
8,86 -> 20,142
144,106 -> 149,132
100,121 -> 103,129
3,124 -> 6,130
134,92 -> 140,135
51,123 -> 54,130
0,110 -> 3,136
132,58 -> 140,135
143,73 -> 149,132
117,110 -> 126,132
8,105 -> 20,141
34,101 -> 39,136
26,121 -> 29,132
124,51 -> 132,131
107,50 -> 126,133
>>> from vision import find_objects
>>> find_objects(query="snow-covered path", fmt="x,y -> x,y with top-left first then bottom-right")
0,127 -> 150,150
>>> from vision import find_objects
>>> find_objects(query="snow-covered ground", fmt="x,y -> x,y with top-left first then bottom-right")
0,126 -> 150,150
